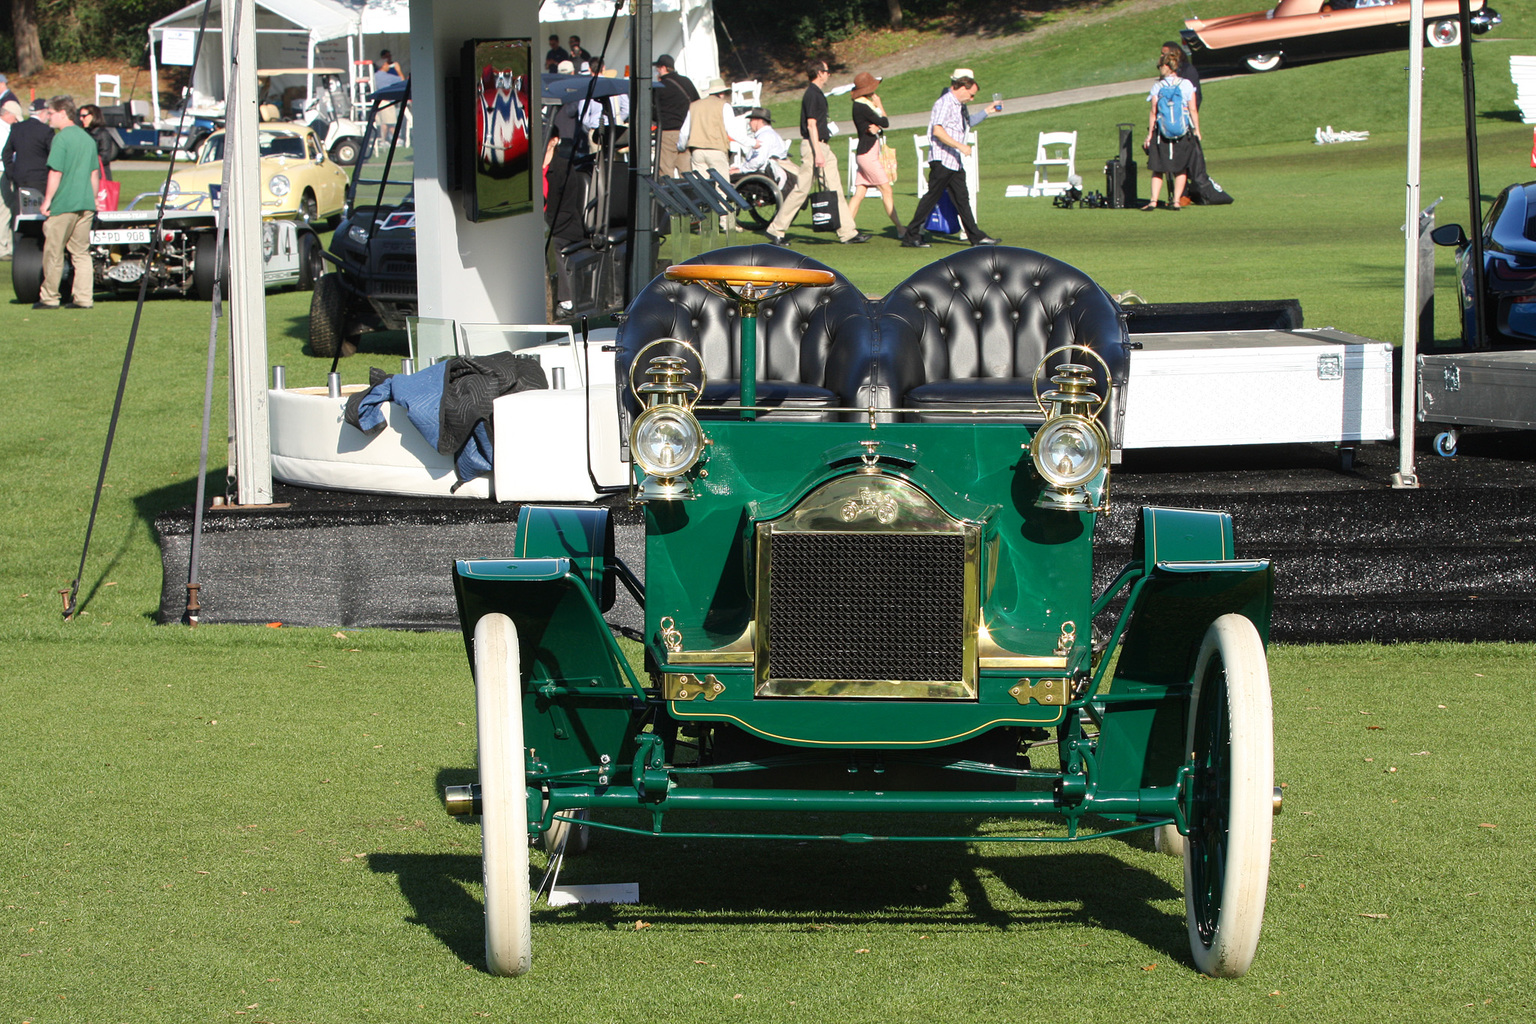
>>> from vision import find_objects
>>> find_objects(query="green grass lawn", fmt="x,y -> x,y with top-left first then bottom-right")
3,638 -> 1532,1021
3,12 -> 1536,1021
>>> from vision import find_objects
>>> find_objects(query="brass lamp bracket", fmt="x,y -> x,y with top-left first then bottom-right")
665,673 -> 726,701
1010,677 -> 1068,706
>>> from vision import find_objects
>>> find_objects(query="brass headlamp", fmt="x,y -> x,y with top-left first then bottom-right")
1028,350 -> 1111,513
627,342 -> 708,502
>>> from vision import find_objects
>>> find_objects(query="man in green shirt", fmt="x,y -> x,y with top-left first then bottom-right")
37,95 -> 98,310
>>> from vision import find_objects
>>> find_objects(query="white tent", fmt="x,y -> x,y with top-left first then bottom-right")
146,0 -> 411,122
540,0 -> 718,90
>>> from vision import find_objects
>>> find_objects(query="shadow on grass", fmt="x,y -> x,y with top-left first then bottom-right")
369,851 -> 488,967
372,799 -> 1187,972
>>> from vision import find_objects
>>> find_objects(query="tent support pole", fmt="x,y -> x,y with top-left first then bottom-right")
1392,0 -> 1426,490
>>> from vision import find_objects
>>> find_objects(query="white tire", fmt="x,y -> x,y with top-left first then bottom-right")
1183,613 -> 1273,978
474,613 -> 532,976
1427,18 -> 1460,47
1243,52 -> 1282,72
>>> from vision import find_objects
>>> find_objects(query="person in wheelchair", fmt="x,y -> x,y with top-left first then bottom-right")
730,107 -> 796,194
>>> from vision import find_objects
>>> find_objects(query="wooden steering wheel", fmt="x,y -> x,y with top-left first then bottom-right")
664,264 -> 836,308
660,264 -> 837,418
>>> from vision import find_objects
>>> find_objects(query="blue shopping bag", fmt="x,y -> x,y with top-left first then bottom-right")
926,191 -> 959,234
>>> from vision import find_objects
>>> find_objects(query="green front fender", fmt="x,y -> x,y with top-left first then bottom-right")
1091,506 -> 1275,801
454,557 -> 647,779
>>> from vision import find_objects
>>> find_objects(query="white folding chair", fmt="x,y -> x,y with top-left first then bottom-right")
95,74 -> 121,107
1032,131 -> 1077,196
730,80 -> 762,110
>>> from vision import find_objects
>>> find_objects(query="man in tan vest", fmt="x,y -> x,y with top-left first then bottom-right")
682,78 -> 749,232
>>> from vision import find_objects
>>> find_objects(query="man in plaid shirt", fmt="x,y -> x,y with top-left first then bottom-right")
901,68 -> 1001,249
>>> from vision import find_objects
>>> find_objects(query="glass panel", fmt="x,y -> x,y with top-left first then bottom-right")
406,316 -> 457,366
455,323 -> 581,387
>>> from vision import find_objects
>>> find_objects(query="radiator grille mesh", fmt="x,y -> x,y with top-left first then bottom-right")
768,532 -> 966,682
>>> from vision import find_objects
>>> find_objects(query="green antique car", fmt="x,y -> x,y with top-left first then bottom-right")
447,246 -> 1277,978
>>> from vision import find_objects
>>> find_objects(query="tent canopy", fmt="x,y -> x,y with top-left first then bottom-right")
147,0 -> 411,120
540,0 -> 719,91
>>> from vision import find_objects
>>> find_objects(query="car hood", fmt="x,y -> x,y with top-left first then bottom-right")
170,156 -> 310,190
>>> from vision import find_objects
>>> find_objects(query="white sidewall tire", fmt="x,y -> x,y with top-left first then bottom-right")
1183,613 -> 1273,978
1427,18 -> 1460,47
474,613 -> 532,976
1244,53 -> 1282,72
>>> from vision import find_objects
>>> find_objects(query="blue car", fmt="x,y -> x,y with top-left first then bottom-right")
1434,181 -> 1536,347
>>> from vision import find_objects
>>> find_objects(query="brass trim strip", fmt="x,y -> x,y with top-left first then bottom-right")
663,623 -> 755,665
976,626 -> 1067,670
667,650 -> 754,666
979,655 -> 1069,670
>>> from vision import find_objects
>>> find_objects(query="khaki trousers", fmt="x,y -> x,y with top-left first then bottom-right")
41,209 -> 94,306
767,140 -> 856,242
688,147 -> 735,232
657,129 -> 691,177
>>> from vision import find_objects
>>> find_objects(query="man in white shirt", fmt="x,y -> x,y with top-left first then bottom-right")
576,59 -> 629,130
0,99 -> 20,257
732,107 -> 794,190
901,68 -> 1001,248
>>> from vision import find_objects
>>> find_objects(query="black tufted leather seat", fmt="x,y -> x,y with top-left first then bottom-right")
874,246 -> 1130,426
615,245 -> 875,423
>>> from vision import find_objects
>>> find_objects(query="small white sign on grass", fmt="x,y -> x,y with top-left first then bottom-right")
548,882 -> 639,906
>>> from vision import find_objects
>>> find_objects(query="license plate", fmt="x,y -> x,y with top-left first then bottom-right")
90,228 -> 152,245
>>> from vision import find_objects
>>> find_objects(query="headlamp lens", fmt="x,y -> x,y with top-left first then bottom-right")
632,407 -> 702,478
1033,417 -> 1104,488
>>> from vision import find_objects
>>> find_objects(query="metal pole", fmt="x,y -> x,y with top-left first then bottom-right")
224,0 -> 272,504
1392,0 -> 1425,490
1457,0 -> 1487,350
626,0 -> 656,305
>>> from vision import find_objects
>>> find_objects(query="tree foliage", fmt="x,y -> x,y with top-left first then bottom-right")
0,0 -> 188,71
723,0 -> 961,51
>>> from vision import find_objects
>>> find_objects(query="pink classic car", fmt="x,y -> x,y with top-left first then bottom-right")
1182,0 -> 1499,72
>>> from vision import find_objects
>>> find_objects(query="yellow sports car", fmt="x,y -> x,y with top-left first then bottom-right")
168,124 -> 349,223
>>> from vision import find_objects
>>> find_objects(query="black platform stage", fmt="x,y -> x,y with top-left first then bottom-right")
154,429 -> 1536,644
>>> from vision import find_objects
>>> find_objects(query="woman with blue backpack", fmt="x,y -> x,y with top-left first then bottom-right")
1141,51 -> 1201,211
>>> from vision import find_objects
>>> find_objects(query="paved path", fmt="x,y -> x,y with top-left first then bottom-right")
883,78 -> 1156,130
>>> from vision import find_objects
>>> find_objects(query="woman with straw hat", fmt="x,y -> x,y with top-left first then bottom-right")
847,71 -> 903,235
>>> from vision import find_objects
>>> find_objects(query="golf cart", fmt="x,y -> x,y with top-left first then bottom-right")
308,79 -> 413,358
445,245 -> 1279,978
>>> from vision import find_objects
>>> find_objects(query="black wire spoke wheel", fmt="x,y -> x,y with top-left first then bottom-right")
733,174 -> 781,229
1182,613 -> 1273,978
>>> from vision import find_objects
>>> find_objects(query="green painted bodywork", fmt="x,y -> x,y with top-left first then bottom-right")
648,421 -> 1091,746
451,418 -> 1274,840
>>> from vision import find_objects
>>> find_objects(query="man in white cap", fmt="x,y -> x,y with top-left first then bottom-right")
901,68 -> 1001,249
681,77 -> 750,230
